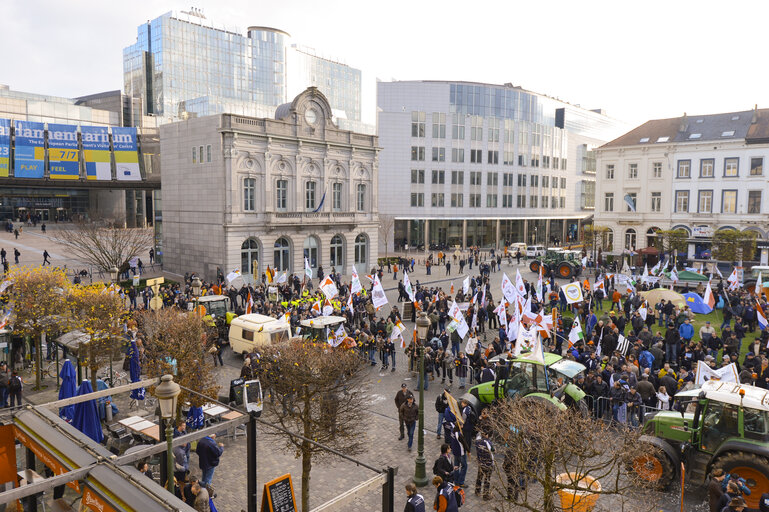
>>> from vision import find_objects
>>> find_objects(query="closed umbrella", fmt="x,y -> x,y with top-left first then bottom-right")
72,381 -> 104,443
58,360 -> 76,422
128,340 -> 145,401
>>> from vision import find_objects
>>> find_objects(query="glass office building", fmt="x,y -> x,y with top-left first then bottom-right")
123,11 -> 364,127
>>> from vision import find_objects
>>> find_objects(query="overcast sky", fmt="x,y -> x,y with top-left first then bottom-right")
3,0 -> 768,128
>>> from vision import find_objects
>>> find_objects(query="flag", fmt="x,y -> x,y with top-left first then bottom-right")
638,301 -> 648,321
462,276 -> 471,295
403,271 -> 416,302
480,287 -> 487,308
332,324 -> 345,347
513,327 -> 536,357
305,258 -> 313,279
246,292 -> 254,314
322,298 -> 334,316
757,300 -> 768,330
470,312 -> 478,333
581,256 -> 587,269
447,301 -> 469,338
714,265 -> 724,279
670,268 -> 679,284
494,302 -> 508,331
0,280 -> 13,295
519,331 -> 546,365
650,259 -> 662,276
616,334 -> 630,356
515,269 -> 527,298
727,268 -> 741,291
561,282 -> 584,304
703,282 -> 715,310
506,303 -> 520,341
311,301 -> 322,316
226,269 -> 242,283
568,317 -> 584,349
501,273 -> 517,305
350,266 -> 363,294
535,266 -> 544,303
642,263 -> 649,277
624,193 -> 636,212
266,266 -> 274,283
320,275 -> 339,300
0,309 -> 11,330
390,323 -> 406,348
695,360 -> 739,386
757,271 -> 763,296
276,271 -> 288,284
450,282 -> 454,295
593,278 -> 605,292
346,292 -> 353,311
371,276 -> 389,309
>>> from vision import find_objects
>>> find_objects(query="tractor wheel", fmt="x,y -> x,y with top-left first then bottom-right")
629,443 -> 675,490
713,452 -> 769,508
541,263 -> 550,274
529,261 -> 540,273
576,398 -> 589,417
557,262 -> 574,279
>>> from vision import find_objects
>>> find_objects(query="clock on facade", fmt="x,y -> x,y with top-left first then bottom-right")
305,108 -> 318,125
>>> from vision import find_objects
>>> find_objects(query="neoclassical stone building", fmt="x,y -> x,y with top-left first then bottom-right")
160,88 -> 379,281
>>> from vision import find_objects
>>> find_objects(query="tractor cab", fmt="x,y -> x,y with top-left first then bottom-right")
192,295 -> 232,321
633,380 -> 769,508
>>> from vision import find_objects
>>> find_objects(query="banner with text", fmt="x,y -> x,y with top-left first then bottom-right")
81,125 -> 112,180
47,123 -> 80,179
0,119 -> 9,178
14,120 -> 45,178
112,127 -> 141,181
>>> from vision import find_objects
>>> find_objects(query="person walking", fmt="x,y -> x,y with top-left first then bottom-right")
435,390 -> 449,439
395,383 -> 414,440
42,250 -> 51,266
431,476 -> 459,512
0,248 -> 5,264
13,248 -> 20,264
403,483 -> 425,512
399,396 -> 419,451
195,433 -> 223,486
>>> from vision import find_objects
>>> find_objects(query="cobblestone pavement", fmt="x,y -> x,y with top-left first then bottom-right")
13,243 -> 708,511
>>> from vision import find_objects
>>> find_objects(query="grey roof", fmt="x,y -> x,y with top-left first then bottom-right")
274,102 -> 292,120
602,108 -> 765,148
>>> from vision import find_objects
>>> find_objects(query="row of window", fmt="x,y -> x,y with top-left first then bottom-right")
602,190 -> 763,214
241,234 -> 369,274
410,170 -> 566,189
411,146 -> 566,169
605,157 -> 765,180
191,145 -> 213,164
242,178 -> 367,212
411,192 -> 567,209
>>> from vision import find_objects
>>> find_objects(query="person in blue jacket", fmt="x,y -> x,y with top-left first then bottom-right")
196,433 -> 224,486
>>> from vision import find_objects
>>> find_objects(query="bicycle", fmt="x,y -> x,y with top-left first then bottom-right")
99,368 -> 129,388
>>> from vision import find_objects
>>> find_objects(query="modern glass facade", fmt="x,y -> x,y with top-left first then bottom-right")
123,12 -> 363,124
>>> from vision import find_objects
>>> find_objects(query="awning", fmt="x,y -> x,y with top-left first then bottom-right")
638,246 -> 658,255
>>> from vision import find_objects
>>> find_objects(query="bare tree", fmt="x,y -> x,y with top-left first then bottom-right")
51,218 -> 154,273
482,398 -> 660,512
259,342 -> 368,512
378,214 -> 395,258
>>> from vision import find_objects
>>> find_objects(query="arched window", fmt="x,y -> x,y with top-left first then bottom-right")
354,233 -> 368,272
241,238 -> 260,275
330,235 -> 344,269
646,227 -> 660,248
274,237 -> 291,272
303,236 -> 319,272
625,229 -> 637,251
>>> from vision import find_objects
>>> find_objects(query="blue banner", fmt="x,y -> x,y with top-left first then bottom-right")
47,123 -> 80,180
112,127 -> 141,181
14,121 -> 45,178
81,126 -> 112,180
0,119 -> 9,178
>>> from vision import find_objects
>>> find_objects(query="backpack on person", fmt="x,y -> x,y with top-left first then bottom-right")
9,375 -> 21,392
451,484 -> 465,507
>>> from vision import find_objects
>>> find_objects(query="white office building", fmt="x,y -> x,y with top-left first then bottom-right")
595,108 -> 769,263
376,80 -> 628,252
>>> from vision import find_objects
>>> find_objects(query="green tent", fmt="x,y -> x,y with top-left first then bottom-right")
674,270 -> 709,282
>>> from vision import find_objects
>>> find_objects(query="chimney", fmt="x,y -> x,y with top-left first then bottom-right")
679,112 -> 688,132
752,104 -> 758,124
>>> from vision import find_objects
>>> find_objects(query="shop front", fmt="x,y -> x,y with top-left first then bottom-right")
0,188 -> 89,223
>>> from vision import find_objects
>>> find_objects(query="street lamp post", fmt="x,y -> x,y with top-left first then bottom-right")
413,311 -> 431,487
109,266 -> 119,284
155,374 -> 181,493
191,277 -> 202,297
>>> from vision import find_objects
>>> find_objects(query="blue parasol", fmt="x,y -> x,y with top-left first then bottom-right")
129,340 -> 145,401
187,406 -> 204,430
58,360 -> 76,422
72,381 -> 104,443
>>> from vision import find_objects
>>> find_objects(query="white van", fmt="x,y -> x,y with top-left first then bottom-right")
229,314 -> 291,356
508,243 -> 527,256
526,245 -> 545,258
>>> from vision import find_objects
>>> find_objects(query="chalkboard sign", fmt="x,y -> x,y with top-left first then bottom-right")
260,474 -> 297,512
229,378 -> 245,406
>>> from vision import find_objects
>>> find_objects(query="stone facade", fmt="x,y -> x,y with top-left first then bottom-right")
160,88 -> 379,281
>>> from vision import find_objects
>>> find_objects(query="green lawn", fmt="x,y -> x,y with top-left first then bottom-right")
563,300 -> 759,365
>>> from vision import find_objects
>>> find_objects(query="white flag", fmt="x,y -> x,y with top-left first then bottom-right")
501,273 -> 517,305
403,271 -> 416,303
727,268 -> 741,291
562,282 -> 584,304
536,266 -> 544,303
462,276 -> 471,295
226,269 -> 242,283
447,301 -> 469,338
350,265 -> 363,294
305,258 -> 313,279
494,302 -> 508,331
276,271 -> 288,284
520,333 -> 546,365
320,275 -> 340,300
639,301 -> 648,321
371,276 -> 389,309
332,324 -> 346,347
568,317 -> 584,348
513,327 -> 536,358
506,303 -> 520,341
695,360 -> 739,387
515,269 -> 527,298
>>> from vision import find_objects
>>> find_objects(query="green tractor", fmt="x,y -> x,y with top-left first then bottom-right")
529,249 -> 583,279
630,380 -> 769,509
460,352 -> 589,416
